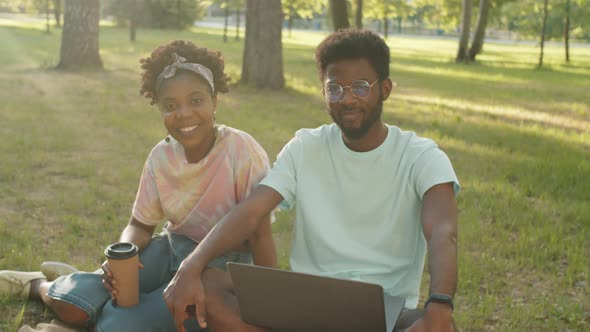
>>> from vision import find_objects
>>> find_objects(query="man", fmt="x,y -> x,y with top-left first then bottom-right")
164,29 -> 460,332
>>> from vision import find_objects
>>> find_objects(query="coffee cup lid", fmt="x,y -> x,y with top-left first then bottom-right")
105,242 -> 138,259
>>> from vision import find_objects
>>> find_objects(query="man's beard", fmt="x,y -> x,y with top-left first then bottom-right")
329,94 -> 384,140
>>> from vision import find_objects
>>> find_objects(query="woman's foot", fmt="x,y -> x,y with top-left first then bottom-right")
0,270 -> 45,299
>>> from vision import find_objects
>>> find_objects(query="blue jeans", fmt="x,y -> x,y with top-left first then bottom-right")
47,229 -> 252,332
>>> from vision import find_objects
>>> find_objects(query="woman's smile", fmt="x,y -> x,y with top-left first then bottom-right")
178,124 -> 200,135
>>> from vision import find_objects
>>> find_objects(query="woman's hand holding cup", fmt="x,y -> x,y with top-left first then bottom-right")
101,261 -> 118,300
101,260 -> 145,303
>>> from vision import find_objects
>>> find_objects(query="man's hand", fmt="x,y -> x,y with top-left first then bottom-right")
406,303 -> 454,332
163,265 -> 207,332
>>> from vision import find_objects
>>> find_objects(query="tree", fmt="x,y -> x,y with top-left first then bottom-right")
45,0 -> 50,33
538,0 -> 549,68
53,0 -> 61,27
56,0 -> 102,70
130,0 -> 137,42
365,0 -> 412,37
355,0 -> 363,28
564,0 -> 570,62
235,6 -> 241,40
214,0 -> 243,41
106,0 -> 207,30
330,0 -> 349,30
456,0 -> 472,63
241,0 -> 284,89
224,0 -> 230,42
283,0 -> 323,37
468,0 -> 491,61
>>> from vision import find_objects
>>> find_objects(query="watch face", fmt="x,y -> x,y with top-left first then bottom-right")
426,294 -> 454,310
432,294 -> 452,302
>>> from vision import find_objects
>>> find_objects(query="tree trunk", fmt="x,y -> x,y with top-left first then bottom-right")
223,0 -> 229,42
330,0 -> 349,31
564,0 -> 570,62
241,0 -> 284,89
53,0 -> 61,28
235,8 -> 240,41
538,0 -> 549,68
45,0 -> 51,34
397,16 -> 402,33
130,0 -> 137,42
56,0 -> 102,70
383,16 -> 388,38
355,0 -> 363,29
468,0 -> 490,61
456,0 -> 472,63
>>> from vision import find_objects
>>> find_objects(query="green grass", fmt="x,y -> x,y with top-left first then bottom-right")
0,19 -> 589,331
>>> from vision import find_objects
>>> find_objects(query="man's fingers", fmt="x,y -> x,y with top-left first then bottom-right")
174,308 -> 188,332
196,296 -> 207,328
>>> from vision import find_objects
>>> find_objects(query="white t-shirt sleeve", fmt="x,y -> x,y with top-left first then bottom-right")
131,159 -> 165,226
259,136 -> 301,210
413,147 -> 460,199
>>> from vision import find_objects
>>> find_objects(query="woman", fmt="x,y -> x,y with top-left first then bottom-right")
0,40 -> 275,332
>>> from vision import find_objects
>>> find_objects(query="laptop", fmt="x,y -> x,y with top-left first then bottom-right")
227,262 -> 406,332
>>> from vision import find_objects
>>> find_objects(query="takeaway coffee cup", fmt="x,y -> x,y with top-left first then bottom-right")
104,242 -> 139,307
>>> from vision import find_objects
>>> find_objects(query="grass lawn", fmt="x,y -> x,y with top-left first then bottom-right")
0,18 -> 589,331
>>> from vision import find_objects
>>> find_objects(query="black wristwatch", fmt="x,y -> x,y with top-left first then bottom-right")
424,293 -> 454,311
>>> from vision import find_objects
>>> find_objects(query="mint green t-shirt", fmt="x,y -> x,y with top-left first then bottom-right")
260,123 -> 460,308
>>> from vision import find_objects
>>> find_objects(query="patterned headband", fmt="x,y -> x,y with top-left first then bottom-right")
155,53 -> 215,94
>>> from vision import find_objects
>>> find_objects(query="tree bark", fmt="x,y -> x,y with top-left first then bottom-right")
241,0 -> 284,89
564,0 -> 570,62
456,0 -> 472,63
330,0 -> 349,31
355,0 -> 363,29
538,0 -> 549,68
53,0 -> 61,28
56,0 -> 102,70
468,0 -> 490,61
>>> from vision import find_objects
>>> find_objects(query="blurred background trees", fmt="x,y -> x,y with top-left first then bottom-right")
1,0 -> 587,73
1,0 -> 588,44
103,0 -> 208,30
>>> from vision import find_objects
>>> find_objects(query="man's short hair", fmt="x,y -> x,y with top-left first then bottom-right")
315,29 -> 390,81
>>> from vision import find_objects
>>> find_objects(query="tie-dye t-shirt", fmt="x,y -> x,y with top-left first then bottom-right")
132,125 -> 270,243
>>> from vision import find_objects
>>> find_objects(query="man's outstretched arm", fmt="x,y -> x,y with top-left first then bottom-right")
163,185 -> 283,332
408,182 -> 458,332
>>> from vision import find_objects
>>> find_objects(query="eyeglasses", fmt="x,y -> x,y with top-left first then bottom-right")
323,79 -> 379,103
